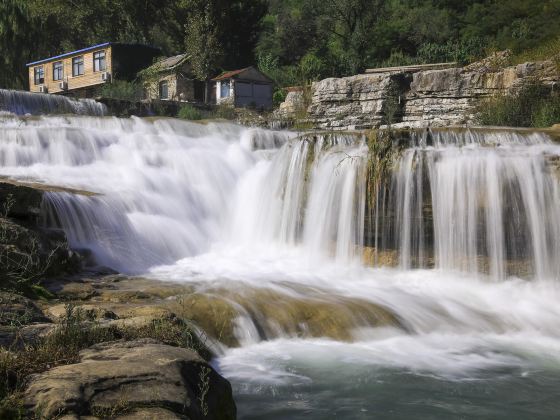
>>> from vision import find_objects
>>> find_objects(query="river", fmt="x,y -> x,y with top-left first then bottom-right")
1,112 -> 560,419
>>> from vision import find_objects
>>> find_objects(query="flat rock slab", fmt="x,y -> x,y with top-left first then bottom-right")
25,338 -> 236,420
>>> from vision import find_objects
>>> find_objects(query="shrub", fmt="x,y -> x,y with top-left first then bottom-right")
378,50 -> 417,68
98,80 -> 144,101
177,104 -> 204,120
476,81 -> 560,127
273,89 -> 287,107
213,104 -> 236,120
417,38 -> 485,65
512,37 -> 560,68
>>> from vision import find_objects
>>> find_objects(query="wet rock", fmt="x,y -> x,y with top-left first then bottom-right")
171,288 -> 402,346
0,217 -> 81,287
0,181 -> 43,221
171,293 -> 239,347
24,338 -> 236,420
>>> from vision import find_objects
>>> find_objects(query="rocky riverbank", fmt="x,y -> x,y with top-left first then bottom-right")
0,181 -> 237,419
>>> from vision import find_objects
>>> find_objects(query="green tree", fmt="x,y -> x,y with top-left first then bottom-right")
184,1 -> 223,81
0,0 -> 35,89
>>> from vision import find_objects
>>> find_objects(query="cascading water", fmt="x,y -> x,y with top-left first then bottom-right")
2,113 -> 560,419
0,89 -> 106,116
373,129 -> 560,280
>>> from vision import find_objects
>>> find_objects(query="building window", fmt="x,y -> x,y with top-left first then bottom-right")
220,81 -> 230,98
53,61 -> 63,81
34,66 -> 44,85
93,50 -> 106,72
72,56 -> 84,76
159,80 -> 168,99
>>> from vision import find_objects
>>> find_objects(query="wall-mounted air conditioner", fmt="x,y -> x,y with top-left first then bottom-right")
39,86 -> 48,93
59,81 -> 68,90
101,72 -> 111,82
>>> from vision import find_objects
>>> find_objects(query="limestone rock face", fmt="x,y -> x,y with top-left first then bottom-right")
24,338 -> 236,420
308,73 -> 400,130
281,54 -> 560,130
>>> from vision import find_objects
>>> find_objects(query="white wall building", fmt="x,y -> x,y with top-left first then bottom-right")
212,66 -> 273,110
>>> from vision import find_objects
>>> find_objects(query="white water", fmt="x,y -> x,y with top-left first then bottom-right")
1,116 -> 560,417
0,89 -> 106,116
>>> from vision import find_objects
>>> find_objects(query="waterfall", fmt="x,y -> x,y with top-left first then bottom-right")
371,129 -> 560,280
0,89 -> 106,116
3,114 -> 560,417
1,115 -> 558,280
229,132 -> 367,262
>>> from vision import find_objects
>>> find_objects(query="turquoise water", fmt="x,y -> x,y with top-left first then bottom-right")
223,342 -> 560,419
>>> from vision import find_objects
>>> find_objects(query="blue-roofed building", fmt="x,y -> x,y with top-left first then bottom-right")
26,43 -> 160,97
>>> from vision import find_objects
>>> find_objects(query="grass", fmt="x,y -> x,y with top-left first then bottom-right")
177,104 -> 204,120
511,37 -> 560,68
476,81 -> 560,128
0,304 -> 210,418
177,103 -> 237,121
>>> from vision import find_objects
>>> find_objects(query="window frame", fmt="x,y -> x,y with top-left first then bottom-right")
220,81 -> 231,98
93,50 -> 106,72
72,55 -> 85,77
52,61 -> 64,81
159,80 -> 169,100
34,66 -> 44,85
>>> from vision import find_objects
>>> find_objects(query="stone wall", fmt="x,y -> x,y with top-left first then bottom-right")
278,54 -> 559,130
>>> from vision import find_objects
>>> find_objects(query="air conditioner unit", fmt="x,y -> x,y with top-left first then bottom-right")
59,81 -> 68,90
39,86 -> 48,93
101,72 -> 111,82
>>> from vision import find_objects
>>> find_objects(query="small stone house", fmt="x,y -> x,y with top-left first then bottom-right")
211,67 -> 273,110
143,54 -> 205,102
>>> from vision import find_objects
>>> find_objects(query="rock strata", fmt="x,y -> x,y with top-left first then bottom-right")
278,54 -> 560,130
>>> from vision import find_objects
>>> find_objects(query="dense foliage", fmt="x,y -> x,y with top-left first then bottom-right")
476,82 -> 560,128
1,0 -> 560,90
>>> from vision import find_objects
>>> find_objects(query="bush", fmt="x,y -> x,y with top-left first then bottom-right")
512,37 -> 560,67
98,80 -> 144,101
213,104 -> 236,120
417,38 -> 485,65
273,89 -> 287,107
377,50 -> 417,68
476,81 -> 560,127
177,104 -> 204,120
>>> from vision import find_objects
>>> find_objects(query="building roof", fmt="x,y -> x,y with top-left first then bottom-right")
26,42 -> 160,67
211,66 -> 273,83
150,53 -> 189,72
212,67 -> 252,81
26,42 -> 111,66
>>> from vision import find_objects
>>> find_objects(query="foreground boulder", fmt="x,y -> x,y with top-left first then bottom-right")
25,338 -> 236,419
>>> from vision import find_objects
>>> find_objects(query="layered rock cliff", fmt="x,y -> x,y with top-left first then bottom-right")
278,53 -> 560,130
